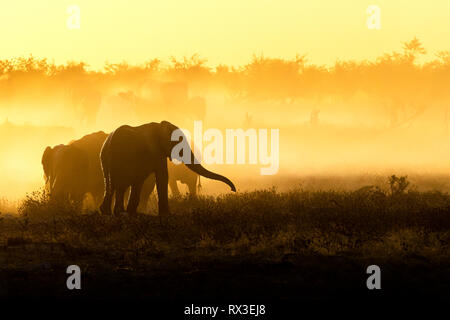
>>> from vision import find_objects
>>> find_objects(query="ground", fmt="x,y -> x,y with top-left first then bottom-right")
0,183 -> 449,306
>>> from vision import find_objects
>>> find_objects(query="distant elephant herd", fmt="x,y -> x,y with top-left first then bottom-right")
42,121 -> 236,215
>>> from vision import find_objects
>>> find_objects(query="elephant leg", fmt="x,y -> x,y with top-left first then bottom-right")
127,181 -> 144,214
93,193 -> 104,209
124,187 -> 131,207
100,193 -> 112,215
169,178 -> 181,198
51,176 -> 65,200
138,175 -> 156,213
187,178 -> 197,199
72,179 -> 87,208
100,173 -> 113,215
100,186 -> 114,215
155,163 -> 170,215
113,185 -> 127,215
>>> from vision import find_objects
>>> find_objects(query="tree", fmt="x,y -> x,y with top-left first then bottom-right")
402,37 -> 426,63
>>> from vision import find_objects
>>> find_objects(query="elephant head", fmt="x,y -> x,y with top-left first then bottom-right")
42,144 -> 65,191
158,121 -> 236,192
42,146 -> 53,185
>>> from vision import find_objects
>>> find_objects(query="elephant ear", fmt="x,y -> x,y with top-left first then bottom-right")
159,121 -> 181,160
42,146 -> 53,182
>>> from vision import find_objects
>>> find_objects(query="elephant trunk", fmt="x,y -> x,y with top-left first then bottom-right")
185,161 -> 236,192
167,122 -> 236,192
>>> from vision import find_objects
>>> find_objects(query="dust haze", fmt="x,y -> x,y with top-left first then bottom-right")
1,39 -> 450,203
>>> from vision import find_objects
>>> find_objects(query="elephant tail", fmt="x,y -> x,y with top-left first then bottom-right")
100,137 -> 112,194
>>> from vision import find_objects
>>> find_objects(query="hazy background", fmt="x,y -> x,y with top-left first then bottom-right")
0,1 -> 449,202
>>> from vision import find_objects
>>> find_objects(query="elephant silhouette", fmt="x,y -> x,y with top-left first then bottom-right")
42,128 -> 210,213
41,144 -> 89,204
99,121 -> 236,215
42,131 -> 107,206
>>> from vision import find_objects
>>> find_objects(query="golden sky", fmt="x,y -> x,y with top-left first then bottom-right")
0,0 -> 449,69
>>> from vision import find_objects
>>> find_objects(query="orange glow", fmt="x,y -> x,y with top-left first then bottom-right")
0,1 -> 449,201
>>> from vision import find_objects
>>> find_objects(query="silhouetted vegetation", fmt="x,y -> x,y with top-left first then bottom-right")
3,179 -> 449,259
1,38 -> 449,128
1,179 -> 449,299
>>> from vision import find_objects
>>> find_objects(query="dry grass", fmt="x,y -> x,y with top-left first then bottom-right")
1,177 -> 448,263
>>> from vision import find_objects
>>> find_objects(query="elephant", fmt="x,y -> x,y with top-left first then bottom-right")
68,85 -> 102,127
43,129 -> 204,212
41,144 -> 89,203
99,120 -> 236,215
42,131 -> 108,207
79,89 -> 102,127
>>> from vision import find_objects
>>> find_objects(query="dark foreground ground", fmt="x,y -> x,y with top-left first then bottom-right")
0,183 -> 449,314
1,249 -> 449,301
